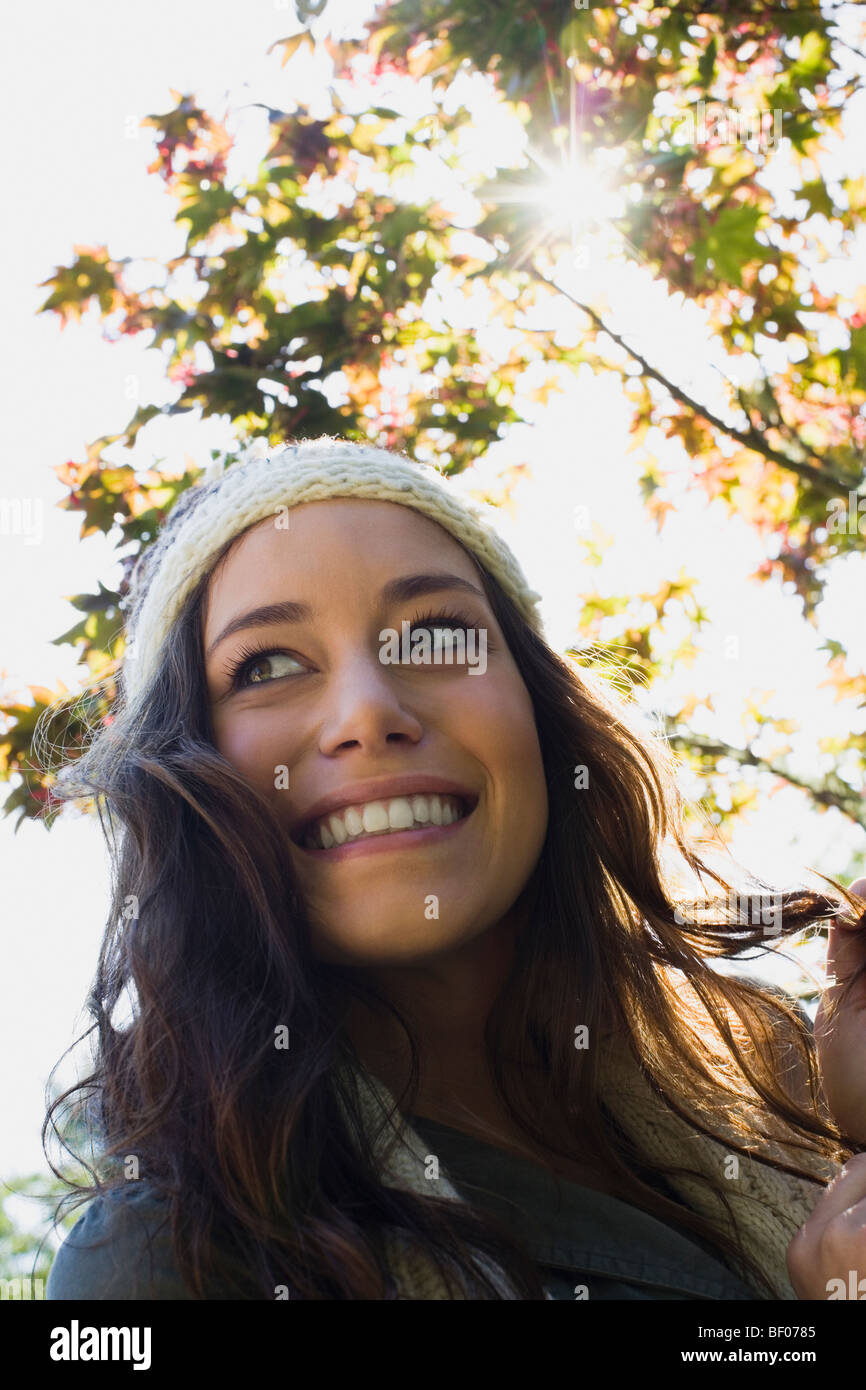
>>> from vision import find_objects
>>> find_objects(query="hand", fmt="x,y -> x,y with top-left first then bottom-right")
786,1152 -> 866,1299
813,877 -> 866,1145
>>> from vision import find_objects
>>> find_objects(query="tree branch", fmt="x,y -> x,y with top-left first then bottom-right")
529,265 -> 862,499
662,719 -> 866,830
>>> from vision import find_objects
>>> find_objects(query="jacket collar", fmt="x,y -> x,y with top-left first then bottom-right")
337,1021 -> 839,1300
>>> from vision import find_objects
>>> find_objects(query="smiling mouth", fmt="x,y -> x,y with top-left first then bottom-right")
294,794 -> 478,854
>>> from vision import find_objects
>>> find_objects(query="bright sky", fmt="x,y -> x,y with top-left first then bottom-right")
2,1 -> 865,1206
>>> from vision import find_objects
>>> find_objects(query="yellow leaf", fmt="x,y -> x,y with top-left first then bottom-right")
407,39 -> 451,80
369,24 -> 400,62
268,31 -> 314,67
719,151 -> 755,186
845,176 -> 866,212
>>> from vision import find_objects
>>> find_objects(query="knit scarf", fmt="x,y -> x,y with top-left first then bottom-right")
344,1028 -> 839,1301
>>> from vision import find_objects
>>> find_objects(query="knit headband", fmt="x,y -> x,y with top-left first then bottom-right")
120,437 -> 546,701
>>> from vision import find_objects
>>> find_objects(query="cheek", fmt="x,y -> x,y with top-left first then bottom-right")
212,715 -> 295,805
468,677 -> 547,832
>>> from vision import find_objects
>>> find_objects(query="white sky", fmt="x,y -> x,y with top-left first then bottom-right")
2,1 -> 865,1198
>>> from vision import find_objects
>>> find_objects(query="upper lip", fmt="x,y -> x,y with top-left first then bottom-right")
289,775 -> 479,843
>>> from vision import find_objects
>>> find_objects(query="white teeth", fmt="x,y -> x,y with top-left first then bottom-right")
328,814 -> 348,845
388,799 -> 415,830
303,793 -> 468,850
361,802 -> 390,834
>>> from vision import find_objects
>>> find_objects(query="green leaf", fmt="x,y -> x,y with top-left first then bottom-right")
841,324 -> 866,393
798,180 -> 834,218
793,32 -> 829,78
697,36 -> 716,89
692,204 -> 770,287
176,186 -> 238,246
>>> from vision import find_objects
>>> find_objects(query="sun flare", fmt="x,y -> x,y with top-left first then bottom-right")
527,149 -> 628,246
478,137 -> 631,269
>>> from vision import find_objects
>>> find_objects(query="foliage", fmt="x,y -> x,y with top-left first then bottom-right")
4,0 -> 865,846
1,1086 -> 97,1292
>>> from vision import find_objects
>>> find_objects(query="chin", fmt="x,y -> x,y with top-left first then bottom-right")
310,918 -> 468,968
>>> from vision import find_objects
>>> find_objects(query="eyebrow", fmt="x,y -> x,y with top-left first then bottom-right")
204,572 -> 490,660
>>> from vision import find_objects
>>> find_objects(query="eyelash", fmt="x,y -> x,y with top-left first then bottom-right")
222,607 -> 485,690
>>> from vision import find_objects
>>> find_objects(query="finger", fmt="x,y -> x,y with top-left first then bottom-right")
825,922 -> 866,993
800,1153 -> 866,1232
839,878 -> 866,927
824,879 -> 866,991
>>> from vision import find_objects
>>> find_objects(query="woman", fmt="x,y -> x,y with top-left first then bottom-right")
41,437 -> 866,1301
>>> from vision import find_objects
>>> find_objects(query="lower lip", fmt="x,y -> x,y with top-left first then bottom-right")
296,806 -> 476,861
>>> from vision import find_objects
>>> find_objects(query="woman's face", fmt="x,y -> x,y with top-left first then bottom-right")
202,498 -> 548,966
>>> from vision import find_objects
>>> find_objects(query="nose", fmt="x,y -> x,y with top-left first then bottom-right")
317,651 -> 424,755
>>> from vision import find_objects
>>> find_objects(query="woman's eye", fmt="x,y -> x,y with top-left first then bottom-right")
404,615 -> 480,664
425,627 -> 462,652
235,651 -> 302,686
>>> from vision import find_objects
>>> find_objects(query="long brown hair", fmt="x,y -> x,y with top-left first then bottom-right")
38,489 -> 864,1300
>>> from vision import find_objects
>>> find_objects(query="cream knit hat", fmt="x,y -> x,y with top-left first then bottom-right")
120,436 -> 546,702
